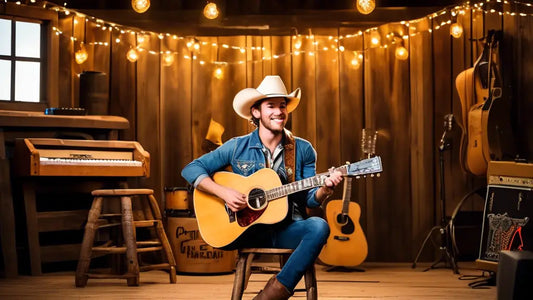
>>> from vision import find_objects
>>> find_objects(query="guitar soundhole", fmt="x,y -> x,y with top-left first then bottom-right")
248,188 -> 267,210
336,214 -> 355,235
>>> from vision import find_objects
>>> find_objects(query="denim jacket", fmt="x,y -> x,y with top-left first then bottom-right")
181,129 -> 322,216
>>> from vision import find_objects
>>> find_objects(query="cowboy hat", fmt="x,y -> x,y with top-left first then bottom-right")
233,75 -> 301,119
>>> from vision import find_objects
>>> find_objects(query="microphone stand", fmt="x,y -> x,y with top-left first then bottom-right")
412,116 -> 459,274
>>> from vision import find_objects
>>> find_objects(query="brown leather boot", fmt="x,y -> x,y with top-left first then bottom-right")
253,275 -> 293,300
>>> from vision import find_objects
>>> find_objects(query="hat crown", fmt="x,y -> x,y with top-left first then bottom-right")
256,75 -> 288,96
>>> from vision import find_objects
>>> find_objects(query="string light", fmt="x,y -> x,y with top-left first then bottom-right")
370,31 -> 381,47
131,0 -> 150,14
19,0 -> 533,67
127,48 -> 139,62
203,2 -> 219,20
395,45 -> 409,60
356,0 -> 376,15
213,67 -> 223,79
74,42 -> 88,64
161,52 -> 174,66
450,22 -> 463,38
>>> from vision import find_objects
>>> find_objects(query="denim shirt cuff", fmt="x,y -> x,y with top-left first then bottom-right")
193,174 -> 209,188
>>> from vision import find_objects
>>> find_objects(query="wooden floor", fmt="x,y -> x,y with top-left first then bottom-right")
0,262 -> 496,299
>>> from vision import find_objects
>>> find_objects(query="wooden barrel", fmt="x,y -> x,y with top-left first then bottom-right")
164,187 -> 189,210
166,216 -> 236,274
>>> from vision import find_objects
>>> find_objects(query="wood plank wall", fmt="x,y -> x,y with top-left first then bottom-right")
50,3 -> 533,262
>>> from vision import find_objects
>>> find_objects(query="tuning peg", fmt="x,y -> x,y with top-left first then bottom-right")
356,175 -> 360,179
345,161 -> 350,165
371,174 -> 375,177
376,173 -> 381,177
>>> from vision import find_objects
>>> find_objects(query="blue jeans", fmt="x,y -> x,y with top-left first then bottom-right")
225,217 -> 330,291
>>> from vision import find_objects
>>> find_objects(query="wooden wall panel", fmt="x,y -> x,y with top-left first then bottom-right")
432,18 -> 454,218
271,36 -> 292,91
291,33 -> 317,146
109,30 -> 136,141
314,29 -> 341,173
136,32 -> 162,199
215,36 -> 247,138
409,18 -> 435,259
508,8 -> 533,160
364,24 -> 412,261
338,27 -> 366,230
57,15 -> 73,107
160,36 -> 190,188
191,36 -> 216,160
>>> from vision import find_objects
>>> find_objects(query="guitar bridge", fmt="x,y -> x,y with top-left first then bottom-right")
334,235 -> 350,241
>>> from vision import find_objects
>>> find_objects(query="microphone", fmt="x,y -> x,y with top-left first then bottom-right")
440,114 -> 454,151
443,114 -> 454,132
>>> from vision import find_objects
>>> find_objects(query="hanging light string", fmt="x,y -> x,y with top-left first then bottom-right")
9,0 -> 533,67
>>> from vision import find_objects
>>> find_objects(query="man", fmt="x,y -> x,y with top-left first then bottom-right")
182,75 -> 342,299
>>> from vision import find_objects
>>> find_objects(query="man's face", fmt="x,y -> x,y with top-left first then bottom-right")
252,97 -> 288,134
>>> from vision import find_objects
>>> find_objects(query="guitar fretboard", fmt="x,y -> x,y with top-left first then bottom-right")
265,166 -> 348,201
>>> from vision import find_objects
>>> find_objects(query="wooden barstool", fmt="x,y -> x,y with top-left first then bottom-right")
231,248 -> 317,300
75,188 -> 177,287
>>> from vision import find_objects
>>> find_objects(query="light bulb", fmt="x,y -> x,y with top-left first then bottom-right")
162,52 -> 174,67
294,38 -> 302,50
450,23 -> 463,38
351,57 -> 361,69
132,0 -> 150,14
127,48 -> 139,62
356,0 -> 375,15
75,43 -> 88,64
395,45 -> 409,60
370,31 -> 381,47
203,2 -> 219,19
214,67 -> 223,79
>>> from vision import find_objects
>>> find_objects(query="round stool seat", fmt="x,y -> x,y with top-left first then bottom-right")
91,188 -> 154,196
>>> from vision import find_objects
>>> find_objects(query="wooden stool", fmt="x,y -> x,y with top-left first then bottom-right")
75,188 -> 177,287
231,248 -> 317,300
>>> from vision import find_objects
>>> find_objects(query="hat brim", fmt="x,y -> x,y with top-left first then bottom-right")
233,87 -> 301,119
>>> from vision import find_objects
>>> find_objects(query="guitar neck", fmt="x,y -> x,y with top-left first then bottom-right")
265,166 -> 347,201
342,177 -> 353,214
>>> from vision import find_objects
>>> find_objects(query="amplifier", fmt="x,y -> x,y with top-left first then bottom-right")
476,161 -> 533,272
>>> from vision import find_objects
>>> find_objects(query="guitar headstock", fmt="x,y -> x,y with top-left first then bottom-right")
338,156 -> 383,178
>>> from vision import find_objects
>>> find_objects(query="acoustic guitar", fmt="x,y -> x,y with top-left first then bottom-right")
193,156 -> 383,248
461,30 -> 515,176
318,176 -> 368,267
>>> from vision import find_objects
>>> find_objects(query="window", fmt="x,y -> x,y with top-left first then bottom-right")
0,17 -> 43,103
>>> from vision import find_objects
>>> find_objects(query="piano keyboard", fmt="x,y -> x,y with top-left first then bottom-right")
39,157 -> 143,167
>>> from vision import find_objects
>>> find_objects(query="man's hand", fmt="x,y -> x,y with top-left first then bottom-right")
324,170 -> 343,189
197,177 -> 248,212
316,170 -> 343,203
219,186 -> 248,212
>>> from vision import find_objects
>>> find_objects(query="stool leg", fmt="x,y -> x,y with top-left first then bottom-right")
75,197 -> 103,287
243,253 -> 255,290
121,196 -> 140,286
304,264 -> 317,300
155,220 -> 177,283
231,252 -> 248,300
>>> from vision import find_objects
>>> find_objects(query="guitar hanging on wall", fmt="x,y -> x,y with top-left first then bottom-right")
459,30 -> 515,176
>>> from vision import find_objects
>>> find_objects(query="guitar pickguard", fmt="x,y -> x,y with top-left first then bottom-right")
237,207 -> 266,227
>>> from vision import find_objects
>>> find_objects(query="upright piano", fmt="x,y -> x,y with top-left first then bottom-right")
14,138 -> 150,177
0,110 -> 138,276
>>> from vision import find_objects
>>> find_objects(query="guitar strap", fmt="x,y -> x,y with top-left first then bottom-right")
283,128 -> 295,183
